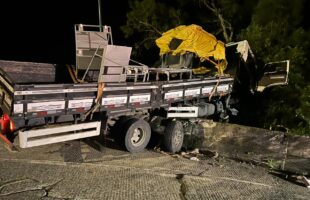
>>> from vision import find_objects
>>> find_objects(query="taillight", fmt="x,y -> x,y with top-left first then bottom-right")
0,114 -> 17,151
0,114 -> 15,134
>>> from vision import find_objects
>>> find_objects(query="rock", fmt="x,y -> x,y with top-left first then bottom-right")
190,157 -> 200,161
301,176 -> 310,188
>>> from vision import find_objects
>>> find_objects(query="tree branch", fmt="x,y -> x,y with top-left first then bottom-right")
198,0 -> 216,13
198,0 -> 233,42
136,37 -> 158,49
218,13 -> 232,42
138,21 -> 162,36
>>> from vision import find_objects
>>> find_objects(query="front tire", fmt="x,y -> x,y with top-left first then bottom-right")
123,118 -> 151,153
163,120 -> 184,153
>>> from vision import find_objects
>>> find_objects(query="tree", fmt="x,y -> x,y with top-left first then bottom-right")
121,0 -> 244,62
197,0 -> 233,42
122,0 -> 310,135
237,0 -> 310,135
121,0 -> 184,60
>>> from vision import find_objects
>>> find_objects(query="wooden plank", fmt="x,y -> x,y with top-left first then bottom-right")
0,60 -> 56,83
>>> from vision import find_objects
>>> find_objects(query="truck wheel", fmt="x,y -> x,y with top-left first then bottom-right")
163,120 -> 184,153
123,118 -> 151,153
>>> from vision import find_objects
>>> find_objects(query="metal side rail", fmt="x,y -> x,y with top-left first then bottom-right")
19,121 -> 101,148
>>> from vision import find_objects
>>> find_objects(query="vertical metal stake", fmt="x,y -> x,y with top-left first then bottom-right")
98,0 -> 103,32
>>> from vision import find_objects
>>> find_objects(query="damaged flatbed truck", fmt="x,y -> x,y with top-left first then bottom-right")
0,24 -> 289,153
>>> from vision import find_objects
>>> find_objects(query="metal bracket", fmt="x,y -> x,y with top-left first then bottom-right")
19,121 -> 101,148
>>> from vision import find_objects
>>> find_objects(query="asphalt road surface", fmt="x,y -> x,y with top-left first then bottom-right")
0,138 -> 309,200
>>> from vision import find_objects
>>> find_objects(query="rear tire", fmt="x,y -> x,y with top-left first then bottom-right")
123,118 -> 151,153
163,120 -> 184,153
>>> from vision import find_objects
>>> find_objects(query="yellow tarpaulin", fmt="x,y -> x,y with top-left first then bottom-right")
155,24 -> 227,74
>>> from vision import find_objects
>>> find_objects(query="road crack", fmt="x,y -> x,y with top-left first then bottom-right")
0,178 -> 63,198
0,178 -> 39,193
176,174 -> 187,200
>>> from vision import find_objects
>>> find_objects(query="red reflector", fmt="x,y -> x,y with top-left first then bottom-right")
76,107 -> 85,112
3,113 -> 9,121
133,102 -> 141,106
107,105 -> 115,109
37,111 -> 48,116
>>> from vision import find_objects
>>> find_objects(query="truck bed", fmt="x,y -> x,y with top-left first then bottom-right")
0,60 -> 233,126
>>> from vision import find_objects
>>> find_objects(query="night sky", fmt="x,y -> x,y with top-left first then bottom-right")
1,1 -> 309,66
0,1 -> 129,65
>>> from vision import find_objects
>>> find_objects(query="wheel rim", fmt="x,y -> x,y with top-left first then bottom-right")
173,128 -> 183,148
130,127 -> 145,147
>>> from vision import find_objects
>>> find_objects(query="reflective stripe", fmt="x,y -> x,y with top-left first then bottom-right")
202,86 -> 213,94
217,84 -> 229,92
13,104 -> 23,114
184,88 -> 200,97
68,99 -> 93,109
27,101 -> 65,112
102,96 -> 128,105
164,90 -> 183,100
129,94 -> 151,103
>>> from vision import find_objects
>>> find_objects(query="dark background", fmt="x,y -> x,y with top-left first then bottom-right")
0,1 -> 128,64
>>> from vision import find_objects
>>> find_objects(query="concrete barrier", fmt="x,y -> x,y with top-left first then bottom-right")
200,121 -> 310,175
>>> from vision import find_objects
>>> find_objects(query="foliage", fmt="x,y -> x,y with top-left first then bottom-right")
266,158 -> 280,170
238,0 -> 310,135
196,0 -> 258,42
121,0 -> 249,59
121,0 -> 184,57
122,0 -> 310,135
